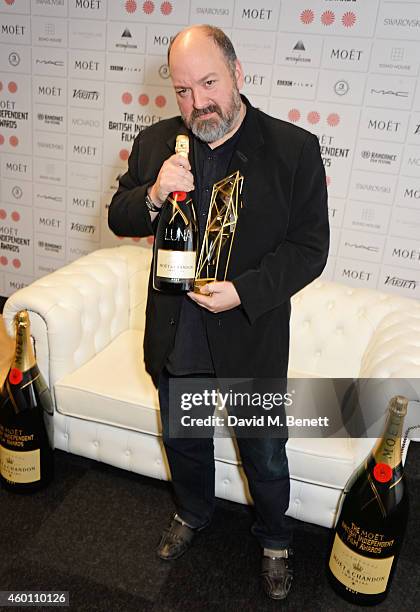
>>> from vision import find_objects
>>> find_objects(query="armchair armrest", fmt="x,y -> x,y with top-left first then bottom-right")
3,245 -> 151,389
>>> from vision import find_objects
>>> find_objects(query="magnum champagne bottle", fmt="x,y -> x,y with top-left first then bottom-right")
0,310 -> 54,493
153,134 -> 197,293
328,395 -> 409,605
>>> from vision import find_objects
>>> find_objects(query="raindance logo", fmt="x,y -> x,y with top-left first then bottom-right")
360,150 -> 397,166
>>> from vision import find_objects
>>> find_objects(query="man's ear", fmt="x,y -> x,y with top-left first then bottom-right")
234,59 -> 244,89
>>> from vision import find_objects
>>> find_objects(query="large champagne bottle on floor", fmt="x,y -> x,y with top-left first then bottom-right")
153,134 -> 197,293
327,395 -> 409,605
0,310 -> 54,493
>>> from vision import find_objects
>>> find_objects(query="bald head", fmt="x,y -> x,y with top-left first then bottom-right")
168,25 -> 237,77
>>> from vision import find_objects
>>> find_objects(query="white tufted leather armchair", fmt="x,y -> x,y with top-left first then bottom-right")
3,245 -> 420,528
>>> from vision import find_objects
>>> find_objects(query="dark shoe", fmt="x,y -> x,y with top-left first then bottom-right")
261,549 -> 294,600
156,515 -> 196,560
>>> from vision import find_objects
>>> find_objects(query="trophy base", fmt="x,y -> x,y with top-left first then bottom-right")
193,278 -> 215,293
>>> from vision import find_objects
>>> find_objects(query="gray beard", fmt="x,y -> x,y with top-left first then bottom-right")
182,87 -> 242,143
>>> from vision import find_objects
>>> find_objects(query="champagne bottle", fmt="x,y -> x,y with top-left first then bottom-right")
153,134 -> 197,293
327,395 -> 409,605
0,310 -> 54,493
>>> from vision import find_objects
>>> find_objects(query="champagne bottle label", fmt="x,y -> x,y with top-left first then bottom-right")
329,533 -> 394,595
0,443 -> 41,484
156,250 -> 196,279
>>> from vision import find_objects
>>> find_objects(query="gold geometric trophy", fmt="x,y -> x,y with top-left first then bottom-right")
194,170 -> 243,292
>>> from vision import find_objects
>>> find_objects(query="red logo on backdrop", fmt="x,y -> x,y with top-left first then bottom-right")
300,9 -> 314,25
321,11 -> 335,26
9,368 -> 23,384
373,463 -> 393,483
125,0 -> 172,14
287,109 -> 341,127
125,0 -> 137,12
300,9 -> 356,28
342,12 -> 356,28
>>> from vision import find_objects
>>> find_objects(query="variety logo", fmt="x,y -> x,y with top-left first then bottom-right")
73,88 -> 100,101
70,82 -> 104,109
384,275 -> 417,290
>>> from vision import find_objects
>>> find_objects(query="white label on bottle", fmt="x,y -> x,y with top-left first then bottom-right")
157,250 -> 196,279
329,533 -> 394,595
0,444 -> 41,484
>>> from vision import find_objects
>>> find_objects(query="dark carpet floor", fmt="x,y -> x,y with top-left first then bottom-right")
0,442 -> 419,612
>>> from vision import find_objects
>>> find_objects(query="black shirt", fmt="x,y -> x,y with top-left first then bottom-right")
165,123 -> 244,375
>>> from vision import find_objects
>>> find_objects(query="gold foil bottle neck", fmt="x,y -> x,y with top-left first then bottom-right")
12,309 -> 36,372
371,395 -> 408,468
175,134 -> 189,159
15,309 -> 30,327
389,395 -> 408,417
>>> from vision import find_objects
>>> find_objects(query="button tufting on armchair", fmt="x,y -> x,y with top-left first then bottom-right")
3,245 -> 420,528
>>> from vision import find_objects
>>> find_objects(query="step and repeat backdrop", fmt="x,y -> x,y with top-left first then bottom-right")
0,0 -> 419,298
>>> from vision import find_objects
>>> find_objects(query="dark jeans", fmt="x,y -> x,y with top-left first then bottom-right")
158,367 -> 292,549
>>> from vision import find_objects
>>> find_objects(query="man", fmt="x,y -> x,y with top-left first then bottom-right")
108,25 -> 329,601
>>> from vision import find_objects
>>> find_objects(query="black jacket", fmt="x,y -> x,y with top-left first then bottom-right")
108,98 -> 330,388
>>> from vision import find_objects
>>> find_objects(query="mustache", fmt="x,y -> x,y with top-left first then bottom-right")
190,104 -> 222,121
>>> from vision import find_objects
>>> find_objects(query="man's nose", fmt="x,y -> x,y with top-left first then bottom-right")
192,89 -> 209,110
